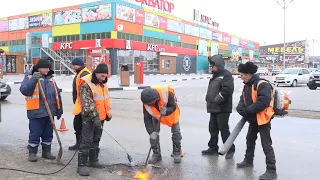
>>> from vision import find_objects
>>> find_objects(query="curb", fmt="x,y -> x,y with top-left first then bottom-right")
59,86 -> 151,93
6,82 -> 22,85
161,76 -> 211,82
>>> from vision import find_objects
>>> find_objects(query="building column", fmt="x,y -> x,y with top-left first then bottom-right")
110,49 -> 118,75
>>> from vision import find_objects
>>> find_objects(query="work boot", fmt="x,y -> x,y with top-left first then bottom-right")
148,145 -> 162,164
28,149 -> 38,162
201,148 -> 219,155
77,150 -> 89,176
236,159 -> 254,168
69,135 -> 80,151
42,146 -> 56,160
172,143 -> 182,163
259,169 -> 277,180
225,151 -> 235,159
88,148 -> 104,168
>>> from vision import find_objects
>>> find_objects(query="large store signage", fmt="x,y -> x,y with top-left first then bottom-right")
135,0 -> 175,13
60,42 -> 73,50
9,17 -> 29,31
193,9 -> 219,27
259,41 -> 305,56
54,9 -> 82,25
147,44 -> 165,52
81,3 -> 112,22
29,13 -> 52,28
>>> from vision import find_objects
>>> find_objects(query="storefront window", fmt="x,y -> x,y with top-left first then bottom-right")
143,52 -> 158,72
6,55 -> 16,73
117,50 -> 159,72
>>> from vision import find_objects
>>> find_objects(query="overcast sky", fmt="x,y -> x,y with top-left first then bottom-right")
1,0 -> 318,55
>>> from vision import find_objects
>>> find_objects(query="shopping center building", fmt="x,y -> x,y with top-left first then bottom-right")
0,0 -> 260,75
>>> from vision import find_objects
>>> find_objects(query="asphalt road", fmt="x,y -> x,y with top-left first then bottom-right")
0,75 -> 319,179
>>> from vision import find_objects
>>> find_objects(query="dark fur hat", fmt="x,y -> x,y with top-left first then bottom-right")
238,62 -> 258,74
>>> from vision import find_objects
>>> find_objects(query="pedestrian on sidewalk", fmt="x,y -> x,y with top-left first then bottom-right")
202,54 -> 235,159
140,85 -> 183,164
69,58 -> 91,151
19,58 -> 63,162
73,63 -> 112,176
236,62 -> 277,180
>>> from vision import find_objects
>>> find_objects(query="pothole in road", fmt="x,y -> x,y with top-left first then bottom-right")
105,164 -> 168,179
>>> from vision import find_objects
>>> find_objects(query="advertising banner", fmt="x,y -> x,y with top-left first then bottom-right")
240,40 -> 248,49
222,33 -> 231,44
166,19 -> 184,34
199,28 -> 211,39
54,9 -> 81,25
29,13 -> 52,28
159,17 -> 167,30
248,42 -> 254,49
184,24 -> 199,37
0,20 -> 8,32
176,55 -> 197,74
198,39 -> 208,56
116,4 -> 135,22
145,12 -> 160,28
135,9 -> 145,24
9,17 -> 29,31
231,37 -> 239,46
82,3 -> 112,22
211,42 -> 219,56
212,31 -> 222,42
249,50 -> 254,61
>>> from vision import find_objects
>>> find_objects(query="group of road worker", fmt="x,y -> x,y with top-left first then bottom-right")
19,54 -> 277,180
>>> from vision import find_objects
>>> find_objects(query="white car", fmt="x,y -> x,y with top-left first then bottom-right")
256,67 -> 269,75
273,68 -> 311,87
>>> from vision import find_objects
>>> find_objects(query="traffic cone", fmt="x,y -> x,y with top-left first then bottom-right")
57,117 -> 69,132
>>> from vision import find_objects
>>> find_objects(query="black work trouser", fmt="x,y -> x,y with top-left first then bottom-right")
73,115 -> 83,136
208,113 -> 235,153
79,119 -> 105,150
245,122 -> 276,170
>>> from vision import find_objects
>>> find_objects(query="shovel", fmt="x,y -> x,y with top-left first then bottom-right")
38,80 -> 63,164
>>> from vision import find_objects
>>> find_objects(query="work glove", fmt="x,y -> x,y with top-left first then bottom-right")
149,131 -> 159,147
160,106 -> 167,116
32,72 -> 42,80
56,114 -> 62,120
106,114 -> 112,121
93,116 -> 102,129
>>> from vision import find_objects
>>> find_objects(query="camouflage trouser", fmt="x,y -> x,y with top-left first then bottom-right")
79,118 -> 105,150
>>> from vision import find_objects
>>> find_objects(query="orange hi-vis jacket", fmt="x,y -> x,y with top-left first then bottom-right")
73,74 -> 111,121
144,85 -> 180,127
243,80 -> 275,126
74,67 -> 91,98
25,76 -> 61,110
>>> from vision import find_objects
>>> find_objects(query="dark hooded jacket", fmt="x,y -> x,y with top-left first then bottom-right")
141,88 -> 177,133
236,74 -> 273,124
20,66 -> 63,120
206,55 -> 234,113
72,66 -> 90,103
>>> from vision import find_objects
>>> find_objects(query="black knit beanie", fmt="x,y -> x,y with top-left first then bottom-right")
141,88 -> 160,104
238,62 -> 258,74
36,58 -> 51,69
94,63 -> 109,74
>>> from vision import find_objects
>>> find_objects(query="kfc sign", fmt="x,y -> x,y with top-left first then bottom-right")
60,42 -> 73,50
147,44 -> 165,52
193,9 -> 219,27
135,0 -> 175,13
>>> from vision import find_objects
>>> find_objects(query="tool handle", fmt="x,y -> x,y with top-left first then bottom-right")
38,81 -> 63,148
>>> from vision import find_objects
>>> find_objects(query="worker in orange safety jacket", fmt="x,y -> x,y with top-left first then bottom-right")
140,85 -> 183,164
73,63 -> 111,176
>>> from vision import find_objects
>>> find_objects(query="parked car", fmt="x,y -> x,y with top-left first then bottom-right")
0,78 -> 11,100
271,68 -> 282,76
256,67 -> 269,75
309,68 -> 320,73
273,68 -> 311,87
307,71 -> 320,90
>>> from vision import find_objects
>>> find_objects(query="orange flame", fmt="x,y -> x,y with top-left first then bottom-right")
133,171 -> 150,180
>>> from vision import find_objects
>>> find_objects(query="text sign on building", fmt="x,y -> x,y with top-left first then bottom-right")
147,44 -> 165,52
60,42 -> 73,50
135,0 -> 175,13
193,9 -> 219,27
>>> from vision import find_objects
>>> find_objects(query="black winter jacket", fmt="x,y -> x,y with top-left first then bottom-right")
206,57 -> 234,113
236,74 -> 273,124
72,67 -> 90,103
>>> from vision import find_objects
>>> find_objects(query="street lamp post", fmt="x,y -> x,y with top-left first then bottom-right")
276,0 -> 294,69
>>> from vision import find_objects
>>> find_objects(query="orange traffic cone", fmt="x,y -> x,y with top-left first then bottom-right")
57,117 -> 69,132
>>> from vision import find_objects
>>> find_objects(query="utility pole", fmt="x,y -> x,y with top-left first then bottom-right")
313,39 -> 315,68
277,0 -> 294,69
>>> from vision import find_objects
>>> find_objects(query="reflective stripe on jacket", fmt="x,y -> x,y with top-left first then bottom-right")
26,76 -> 61,111
243,80 -> 275,126
144,85 -> 180,127
73,74 -> 111,120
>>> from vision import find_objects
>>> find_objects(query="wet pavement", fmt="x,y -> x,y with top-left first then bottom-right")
0,76 -> 320,179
